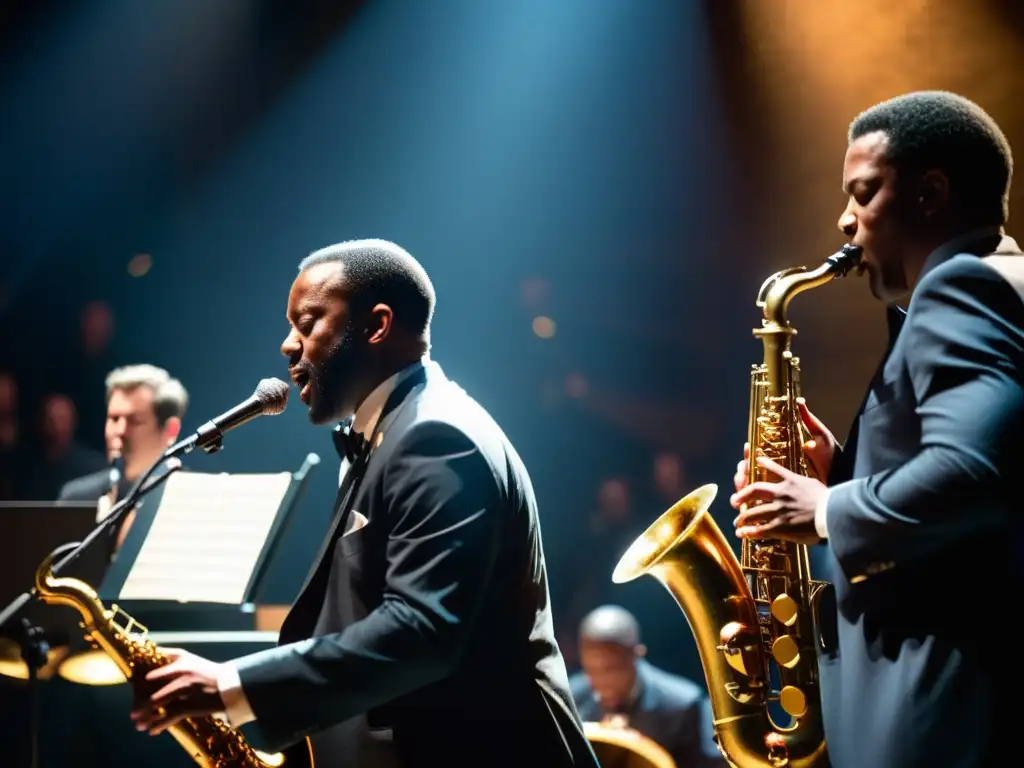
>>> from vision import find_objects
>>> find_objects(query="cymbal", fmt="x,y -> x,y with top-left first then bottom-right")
0,637 -> 69,682
57,649 -> 127,686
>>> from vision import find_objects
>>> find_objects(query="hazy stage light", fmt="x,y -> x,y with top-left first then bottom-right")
127,253 -> 152,277
532,316 -> 556,338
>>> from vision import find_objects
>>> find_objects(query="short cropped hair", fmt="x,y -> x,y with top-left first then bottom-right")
849,90 -> 1013,225
298,239 -> 436,339
105,364 -> 189,426
579,605 -> 641,648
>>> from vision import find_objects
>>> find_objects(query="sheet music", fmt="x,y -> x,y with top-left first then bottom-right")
118,471 -> 292,604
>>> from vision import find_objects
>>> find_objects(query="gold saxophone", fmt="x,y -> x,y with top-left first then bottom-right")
34,546 -> 314,768
612,245 -> 863,768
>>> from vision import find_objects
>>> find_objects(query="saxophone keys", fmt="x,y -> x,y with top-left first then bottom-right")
724,680 -> 760,705
765,730 -> 792,766
779,685 -> 808,718
770,594 -> 799,627
717,621 -> 762,678
771,635 -> 801,669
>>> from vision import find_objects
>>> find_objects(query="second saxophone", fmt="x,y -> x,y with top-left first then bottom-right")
612,244 -> 863,768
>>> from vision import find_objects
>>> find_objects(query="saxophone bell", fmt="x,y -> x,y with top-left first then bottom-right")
613,247 -> 855,768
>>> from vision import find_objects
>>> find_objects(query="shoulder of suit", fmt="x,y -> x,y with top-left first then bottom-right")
383,377 -> 531,500
643,663 -> 705,709
399,380 -> 508,454
59,469 -> 108,501
916,251 -> 1024,309
981,250 -> 1024,303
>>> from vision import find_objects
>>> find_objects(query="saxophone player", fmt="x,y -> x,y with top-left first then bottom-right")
730,91 -> 1021,767
569,606 -> 724,768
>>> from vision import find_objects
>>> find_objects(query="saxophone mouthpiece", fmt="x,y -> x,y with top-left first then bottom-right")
827,244 -> 864,277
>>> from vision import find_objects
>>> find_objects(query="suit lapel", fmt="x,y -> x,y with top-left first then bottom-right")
290,454 -> 369,602
326,362 -> 435,537
829,305 -> 905,485
280,363 -> 438,643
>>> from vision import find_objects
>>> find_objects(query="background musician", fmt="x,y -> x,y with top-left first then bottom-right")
730,91 -> 1022,767
58,363 -> 188,555
127,239 -> 599,767
570,605 -> 723,768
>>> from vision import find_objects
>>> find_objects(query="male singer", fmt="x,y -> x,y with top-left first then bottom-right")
129,239 -> 598,767
730,91 -> 1022,767
59,363 -> 189,553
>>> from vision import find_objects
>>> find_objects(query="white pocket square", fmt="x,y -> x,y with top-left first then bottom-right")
344,511 -> 368,536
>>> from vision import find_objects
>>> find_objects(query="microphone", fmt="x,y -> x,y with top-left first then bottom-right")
96,452 -> 125,523
108,452 -> 124,491
165,378 -> 290,457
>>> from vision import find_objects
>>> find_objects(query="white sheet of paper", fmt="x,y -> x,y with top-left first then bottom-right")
118,471 -> 292,604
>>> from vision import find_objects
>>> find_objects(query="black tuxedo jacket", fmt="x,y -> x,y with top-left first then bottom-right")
233,361 -> 598,767
817,234 -> 1024,767
570,660 -> 723,767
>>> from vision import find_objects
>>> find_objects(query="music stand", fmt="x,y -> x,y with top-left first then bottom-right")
100,453 -> 319,621
0,501 -> 112,646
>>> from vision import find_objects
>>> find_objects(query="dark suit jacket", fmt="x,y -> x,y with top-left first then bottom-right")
818,233 -> 1024,768
570,659 -> 723,767
58,467 -> 116,503
231,361 -> 598,767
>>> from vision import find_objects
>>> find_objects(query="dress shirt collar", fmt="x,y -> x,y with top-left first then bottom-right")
332,358 -> 427,482
351,357 -> 427,439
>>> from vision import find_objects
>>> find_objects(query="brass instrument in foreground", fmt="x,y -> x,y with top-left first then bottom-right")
612,245 -> 863,768
33,545 -> 314,768
584,716 -> 677,768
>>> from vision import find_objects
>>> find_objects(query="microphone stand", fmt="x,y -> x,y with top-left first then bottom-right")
0,452 -> 182,768
2,617 -> 49,768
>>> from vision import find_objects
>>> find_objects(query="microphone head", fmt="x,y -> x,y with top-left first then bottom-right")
254,378 -> 290,415
109,452 -> 124,480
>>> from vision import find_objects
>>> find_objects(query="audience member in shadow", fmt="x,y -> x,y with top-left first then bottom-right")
20,394 -> 106,500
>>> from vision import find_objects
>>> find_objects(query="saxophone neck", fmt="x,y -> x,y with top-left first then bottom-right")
33,545 -> 107,630
755,245 -> 864,334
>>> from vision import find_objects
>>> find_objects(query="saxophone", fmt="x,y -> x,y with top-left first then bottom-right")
612,245 -> 863,768
33,546 -> 314,768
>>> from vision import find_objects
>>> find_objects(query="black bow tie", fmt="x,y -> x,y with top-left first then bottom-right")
333,421 -> 370,464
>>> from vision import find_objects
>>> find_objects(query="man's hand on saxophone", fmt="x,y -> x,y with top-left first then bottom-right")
129,647 -> 227,735
730,400 -> 838,544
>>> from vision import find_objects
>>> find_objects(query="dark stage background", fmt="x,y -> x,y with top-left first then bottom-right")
1,1 -> 1022,765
